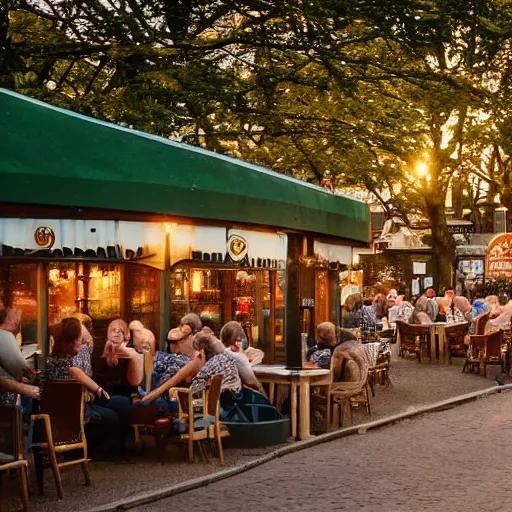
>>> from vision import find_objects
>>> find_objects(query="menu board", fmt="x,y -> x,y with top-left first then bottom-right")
486,234 -> 512,279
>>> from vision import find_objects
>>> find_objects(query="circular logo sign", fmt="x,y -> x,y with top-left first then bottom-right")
34,226 -> 55,249
227,234 -> 248,262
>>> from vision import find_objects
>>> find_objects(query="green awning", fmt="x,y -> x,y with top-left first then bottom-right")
0,89 -> 369,243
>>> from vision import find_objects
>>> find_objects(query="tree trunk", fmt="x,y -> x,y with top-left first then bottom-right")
451,177 -> 463,218
424,193 -> 455,292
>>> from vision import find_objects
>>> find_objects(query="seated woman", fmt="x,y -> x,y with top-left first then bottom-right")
220,321 -> 260,391
45,317 -> 123,460
485,295 -> 503,319
92,319 -> 143,399
330,339 -> 369,393
166,313 -> 202,357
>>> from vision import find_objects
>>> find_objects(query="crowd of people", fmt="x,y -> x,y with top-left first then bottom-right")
0,296 -> 381,462
0,305 -> 267,460
342,285 -> 509,335
6,283 -> 503,462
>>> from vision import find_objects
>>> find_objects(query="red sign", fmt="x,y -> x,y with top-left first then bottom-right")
485,233 -> 512,279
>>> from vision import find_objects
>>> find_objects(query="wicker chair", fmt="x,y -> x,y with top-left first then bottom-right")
326,343 -> 371,429
31,380 -> 90,499
0,405 -> 29,511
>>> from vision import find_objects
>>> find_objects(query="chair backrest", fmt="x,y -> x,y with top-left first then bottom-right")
362,342 -> 381,367
475,312 -> 490,335
0,405 -> 23,459
486,329 -> 503,359
396,320 -> 429,344
445,323 -> 470,345
40,380 -> 84,446
206,375 -> 223,418
144,352 -> 154,393
330,341 -> 369,388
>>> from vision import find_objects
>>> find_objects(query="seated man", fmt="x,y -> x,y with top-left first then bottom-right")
306,322 -> 357,369
0,306 -> 39,404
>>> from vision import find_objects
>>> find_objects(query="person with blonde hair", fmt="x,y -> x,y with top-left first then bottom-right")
129,320 -> 156,355
485,295 -> 503,319
91,319 -> 143,398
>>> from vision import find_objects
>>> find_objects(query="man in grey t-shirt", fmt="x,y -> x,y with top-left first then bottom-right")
0,308 -> 39,402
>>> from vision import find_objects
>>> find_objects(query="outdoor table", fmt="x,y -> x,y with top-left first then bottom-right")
253,365 -> 330,440
429,322 -> 469,364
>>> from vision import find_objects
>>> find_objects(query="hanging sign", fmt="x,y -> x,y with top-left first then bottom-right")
485,233 -> 512,279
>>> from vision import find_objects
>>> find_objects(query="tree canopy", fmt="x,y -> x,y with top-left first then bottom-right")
4,0 -> 512,287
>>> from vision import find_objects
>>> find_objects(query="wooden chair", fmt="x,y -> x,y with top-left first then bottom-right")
463,329 -> 503,377
171,380 -> 211,464
31,380 -> 90,499
205,375 -> 229,465
474,311 -> 490,335
396,321 -> 430,361
132,352 -> 154,445
0,405 -> 29,511
444,323 -> 470,364
170,375 -> 228,465
326,344 -> 371,429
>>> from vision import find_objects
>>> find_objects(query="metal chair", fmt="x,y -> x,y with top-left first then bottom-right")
31,380 -> 90,499
0,405 -> 29,511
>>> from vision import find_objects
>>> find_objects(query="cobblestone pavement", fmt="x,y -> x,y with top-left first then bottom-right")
133,390 -> 512,512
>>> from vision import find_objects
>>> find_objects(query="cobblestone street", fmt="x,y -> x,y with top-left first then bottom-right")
133,389 -> 512,512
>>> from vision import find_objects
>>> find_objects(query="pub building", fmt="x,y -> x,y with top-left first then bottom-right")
0,89 -> 369,367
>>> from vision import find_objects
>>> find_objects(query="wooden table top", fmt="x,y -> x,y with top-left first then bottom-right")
253,365 -> 330,378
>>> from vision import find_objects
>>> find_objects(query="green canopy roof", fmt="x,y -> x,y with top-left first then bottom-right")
0,89 -> 369,243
